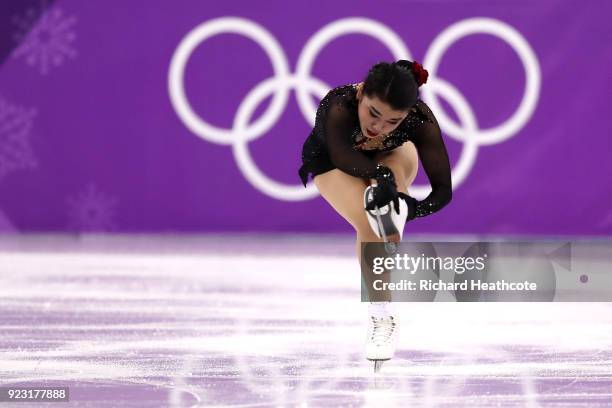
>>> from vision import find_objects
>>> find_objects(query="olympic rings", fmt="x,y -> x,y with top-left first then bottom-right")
168,16 -> 541,201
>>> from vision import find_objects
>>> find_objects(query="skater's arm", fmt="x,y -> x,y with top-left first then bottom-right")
324,97 -> 380,179
410,113 -> 453,218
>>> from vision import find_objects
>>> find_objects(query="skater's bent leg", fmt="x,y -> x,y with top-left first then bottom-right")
377,141 -> 419,193
359,142 -> 419,301
313,169 -> 394,301
364,141 -> 418,242
313,169 -> 369,229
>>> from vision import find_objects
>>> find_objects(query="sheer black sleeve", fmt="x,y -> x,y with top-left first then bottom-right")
324,96 -> 379,179
410,108 -> 453,218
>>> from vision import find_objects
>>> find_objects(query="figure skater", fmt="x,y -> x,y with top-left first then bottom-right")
298,60 -> 452,369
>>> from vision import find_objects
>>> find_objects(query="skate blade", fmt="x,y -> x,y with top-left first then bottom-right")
367,357 -> 391,373
366,357 -> 391,362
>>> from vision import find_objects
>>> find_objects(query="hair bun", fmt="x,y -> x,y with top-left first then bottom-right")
395,59 -> 429,87
395,59 -> 412,70
411,61 -> 429,87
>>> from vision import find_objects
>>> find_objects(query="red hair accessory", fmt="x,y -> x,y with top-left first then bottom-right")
411,61 -> 429,87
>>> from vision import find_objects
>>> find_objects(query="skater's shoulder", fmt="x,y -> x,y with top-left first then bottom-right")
392,99 -> 437,138
322,83 -> 357,104
318,84 -> 359,118
412,99 -> 436,124
330,82 -> 359,97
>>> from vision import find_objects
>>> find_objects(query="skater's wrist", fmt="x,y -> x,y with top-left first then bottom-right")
398,192 -> 418,221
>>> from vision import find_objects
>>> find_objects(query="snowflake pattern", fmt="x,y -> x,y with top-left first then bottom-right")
12,0 -> 77,75
66,184 -> 119,232
0,96 -> 38,182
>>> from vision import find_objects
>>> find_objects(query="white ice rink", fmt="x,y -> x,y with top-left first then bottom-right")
1,234 -> 611,407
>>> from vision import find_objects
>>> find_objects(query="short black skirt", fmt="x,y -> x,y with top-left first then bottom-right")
298,154 -> 336,187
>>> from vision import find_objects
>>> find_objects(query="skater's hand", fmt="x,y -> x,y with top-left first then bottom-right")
365,165 -> 399,212
365,184 -> 400,213
398,192 -> 418,220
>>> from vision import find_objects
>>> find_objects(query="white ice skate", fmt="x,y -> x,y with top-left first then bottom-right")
363,185 -> 408,248
365,315 -> 398,372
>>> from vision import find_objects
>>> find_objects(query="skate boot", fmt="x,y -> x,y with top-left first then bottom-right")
365,314 -> 398,372
363,185 -> 408,245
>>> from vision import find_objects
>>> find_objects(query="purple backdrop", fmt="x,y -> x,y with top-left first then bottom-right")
0,0 -> 610,235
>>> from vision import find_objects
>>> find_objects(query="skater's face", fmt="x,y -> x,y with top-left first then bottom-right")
356,87 -> 410,139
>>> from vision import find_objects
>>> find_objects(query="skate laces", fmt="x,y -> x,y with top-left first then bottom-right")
370,316 -> 396,345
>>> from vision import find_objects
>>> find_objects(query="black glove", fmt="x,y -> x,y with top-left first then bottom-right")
398,192 -> 418,221
365,165 -> 400,213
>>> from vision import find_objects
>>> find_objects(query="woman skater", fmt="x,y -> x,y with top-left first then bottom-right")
298,60 -> 453,366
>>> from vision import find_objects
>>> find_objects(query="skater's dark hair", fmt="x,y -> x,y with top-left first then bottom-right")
362,60 -> 429,111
